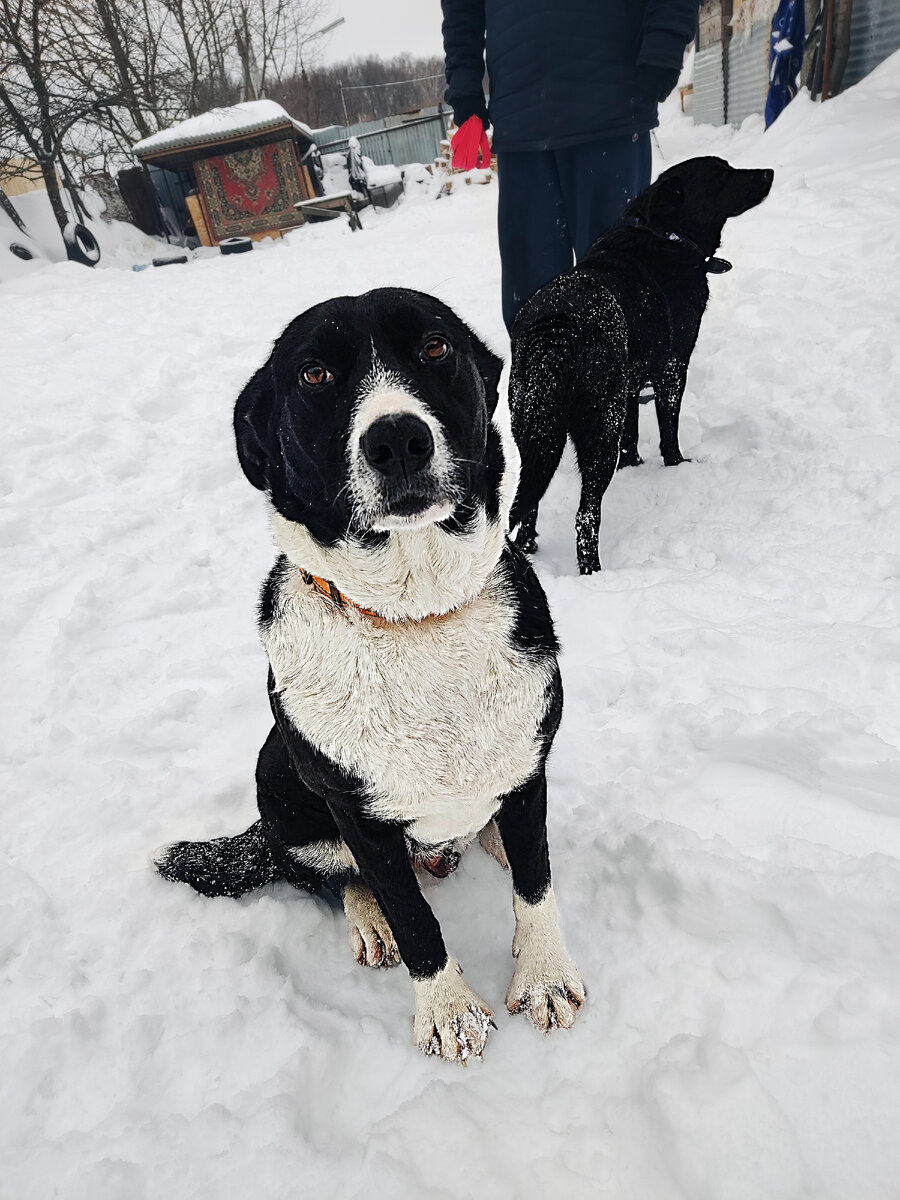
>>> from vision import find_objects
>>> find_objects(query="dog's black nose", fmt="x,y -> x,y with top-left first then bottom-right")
361,414 -> 434,478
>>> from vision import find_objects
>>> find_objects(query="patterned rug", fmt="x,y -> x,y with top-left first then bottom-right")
195,140 -> 308,240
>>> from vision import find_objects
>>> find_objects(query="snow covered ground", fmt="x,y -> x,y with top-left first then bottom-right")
1,184 -> 161,282
3,54 -> 900,1200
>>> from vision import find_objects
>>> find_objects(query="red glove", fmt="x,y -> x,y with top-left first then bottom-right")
450,115 -> 492,171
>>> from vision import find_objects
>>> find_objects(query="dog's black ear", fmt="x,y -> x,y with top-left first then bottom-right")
234,362 -> 277,491
468,331 -> 504,415
624,176 -> 685,229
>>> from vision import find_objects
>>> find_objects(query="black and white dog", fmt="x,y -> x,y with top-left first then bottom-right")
156,288 -> 584,1062
509,155 -> 774,574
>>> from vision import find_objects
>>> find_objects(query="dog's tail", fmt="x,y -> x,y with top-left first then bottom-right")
154,820 -> 283,898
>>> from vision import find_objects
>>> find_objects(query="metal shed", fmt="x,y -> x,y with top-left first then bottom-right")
312,106 -> 450,169
727,0 -> 777,126
691,0 -> 900,129
842,0 -> 900,90
694,0 -> 734,125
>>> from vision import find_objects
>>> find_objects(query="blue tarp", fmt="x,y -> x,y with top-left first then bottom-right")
766,0 -> 806,127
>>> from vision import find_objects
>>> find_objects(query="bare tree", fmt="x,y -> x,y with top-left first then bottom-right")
0,0 -> 353,223
271,55 -> 446,129
0,0 -> 122,230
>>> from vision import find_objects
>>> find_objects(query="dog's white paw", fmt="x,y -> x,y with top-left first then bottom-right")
506,890 -> 585,1032
506,954 -> 585,1031
343,880 -> 400,968
413,957 -> 494,1063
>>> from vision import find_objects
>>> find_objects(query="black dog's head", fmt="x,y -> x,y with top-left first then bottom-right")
624,155 -> 774,257
235,288 -> 516,619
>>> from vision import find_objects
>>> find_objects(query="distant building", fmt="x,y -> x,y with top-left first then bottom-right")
0,158 -> 54,197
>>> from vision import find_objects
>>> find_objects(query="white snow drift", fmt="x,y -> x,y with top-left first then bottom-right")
2,54 -> 900,1200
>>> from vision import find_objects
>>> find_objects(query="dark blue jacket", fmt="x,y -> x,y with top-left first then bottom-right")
441,0 -> 699,152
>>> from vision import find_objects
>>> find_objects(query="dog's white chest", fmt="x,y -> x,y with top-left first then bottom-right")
263,570 -> 553,846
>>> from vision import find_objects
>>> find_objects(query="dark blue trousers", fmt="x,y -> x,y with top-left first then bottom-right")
497,132 -> 652,331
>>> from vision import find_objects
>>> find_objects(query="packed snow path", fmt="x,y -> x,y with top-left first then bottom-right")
3,57 -> 900,1199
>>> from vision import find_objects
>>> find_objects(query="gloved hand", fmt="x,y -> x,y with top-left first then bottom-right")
635,64 -> 681,104
450,115 -> 492,171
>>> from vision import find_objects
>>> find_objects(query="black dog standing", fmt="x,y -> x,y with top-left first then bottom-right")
509,155 -> 774,574
156,289 -> 584,1063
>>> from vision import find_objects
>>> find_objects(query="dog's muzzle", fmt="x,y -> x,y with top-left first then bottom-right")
356,412 -> 457,529
361,414 -> 435,480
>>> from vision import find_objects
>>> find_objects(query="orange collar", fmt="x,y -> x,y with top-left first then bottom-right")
300,569 -> 382,620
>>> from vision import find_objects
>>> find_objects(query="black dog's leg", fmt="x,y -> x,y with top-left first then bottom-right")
655,361 -> 691,467
617,389 -> 644,469
255,723 -> 350,891
330,806 -> 494,1061
509,354 -> 568,555
494,768 -> 585,1032
513,506 -> 539,555
255,723 -> 402,968
572,435 -> 620,574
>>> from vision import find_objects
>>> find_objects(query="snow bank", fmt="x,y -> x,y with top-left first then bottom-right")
3,53 -> 900,1199
1,184 -> 161,283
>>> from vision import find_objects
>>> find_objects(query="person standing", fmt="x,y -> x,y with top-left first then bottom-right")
441,0 -> 700,330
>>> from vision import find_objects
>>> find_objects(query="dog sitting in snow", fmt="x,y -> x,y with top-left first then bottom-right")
155,288 -> 584,1062
509,155 -> 774,574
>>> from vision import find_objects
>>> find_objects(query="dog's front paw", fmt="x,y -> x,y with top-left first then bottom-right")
343,880 -> 400,968
506,890 -> 585,1032
413,958 -> 494,1063
506,953 -> 585,1031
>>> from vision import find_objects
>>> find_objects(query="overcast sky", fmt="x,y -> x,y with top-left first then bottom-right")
314,0 -> 446,65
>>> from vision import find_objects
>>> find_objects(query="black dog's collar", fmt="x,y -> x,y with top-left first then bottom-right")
666,231 -> 733,274
636,222 -> 732,273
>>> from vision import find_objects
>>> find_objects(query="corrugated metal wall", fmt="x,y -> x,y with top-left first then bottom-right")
726,17 -> 771,124
314,107 -> 450,167
694,44 -> 727,124
693,0 -> 899,128
842,0 -> 900,89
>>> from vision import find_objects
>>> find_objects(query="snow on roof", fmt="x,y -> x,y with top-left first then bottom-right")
133,100 -> 314,156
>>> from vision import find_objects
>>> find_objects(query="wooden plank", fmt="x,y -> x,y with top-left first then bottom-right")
185,192 -> 213,246
699,7 -> 723,48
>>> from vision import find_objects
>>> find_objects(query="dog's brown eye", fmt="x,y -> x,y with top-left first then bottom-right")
300,363 -> 333,386
421,336 -> 450,362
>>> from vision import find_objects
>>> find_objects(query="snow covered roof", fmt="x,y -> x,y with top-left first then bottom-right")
133,101 -> 314,159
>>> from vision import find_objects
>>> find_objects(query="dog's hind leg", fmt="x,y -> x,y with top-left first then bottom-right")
570,413 -> 622,574
154,723 -> 341,898
617,388 -> 644,469
654,361 -> 691,467
509,351 -> 568,555
509,405 -> 567,553
343,879 -> 400,968
478,819 -> 510,870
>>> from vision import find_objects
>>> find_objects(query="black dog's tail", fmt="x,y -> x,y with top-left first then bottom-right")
154,820 -> 283,898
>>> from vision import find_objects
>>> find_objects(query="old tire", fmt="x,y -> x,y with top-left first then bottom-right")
219,236 -> 253,256
63,222 -> 101,267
